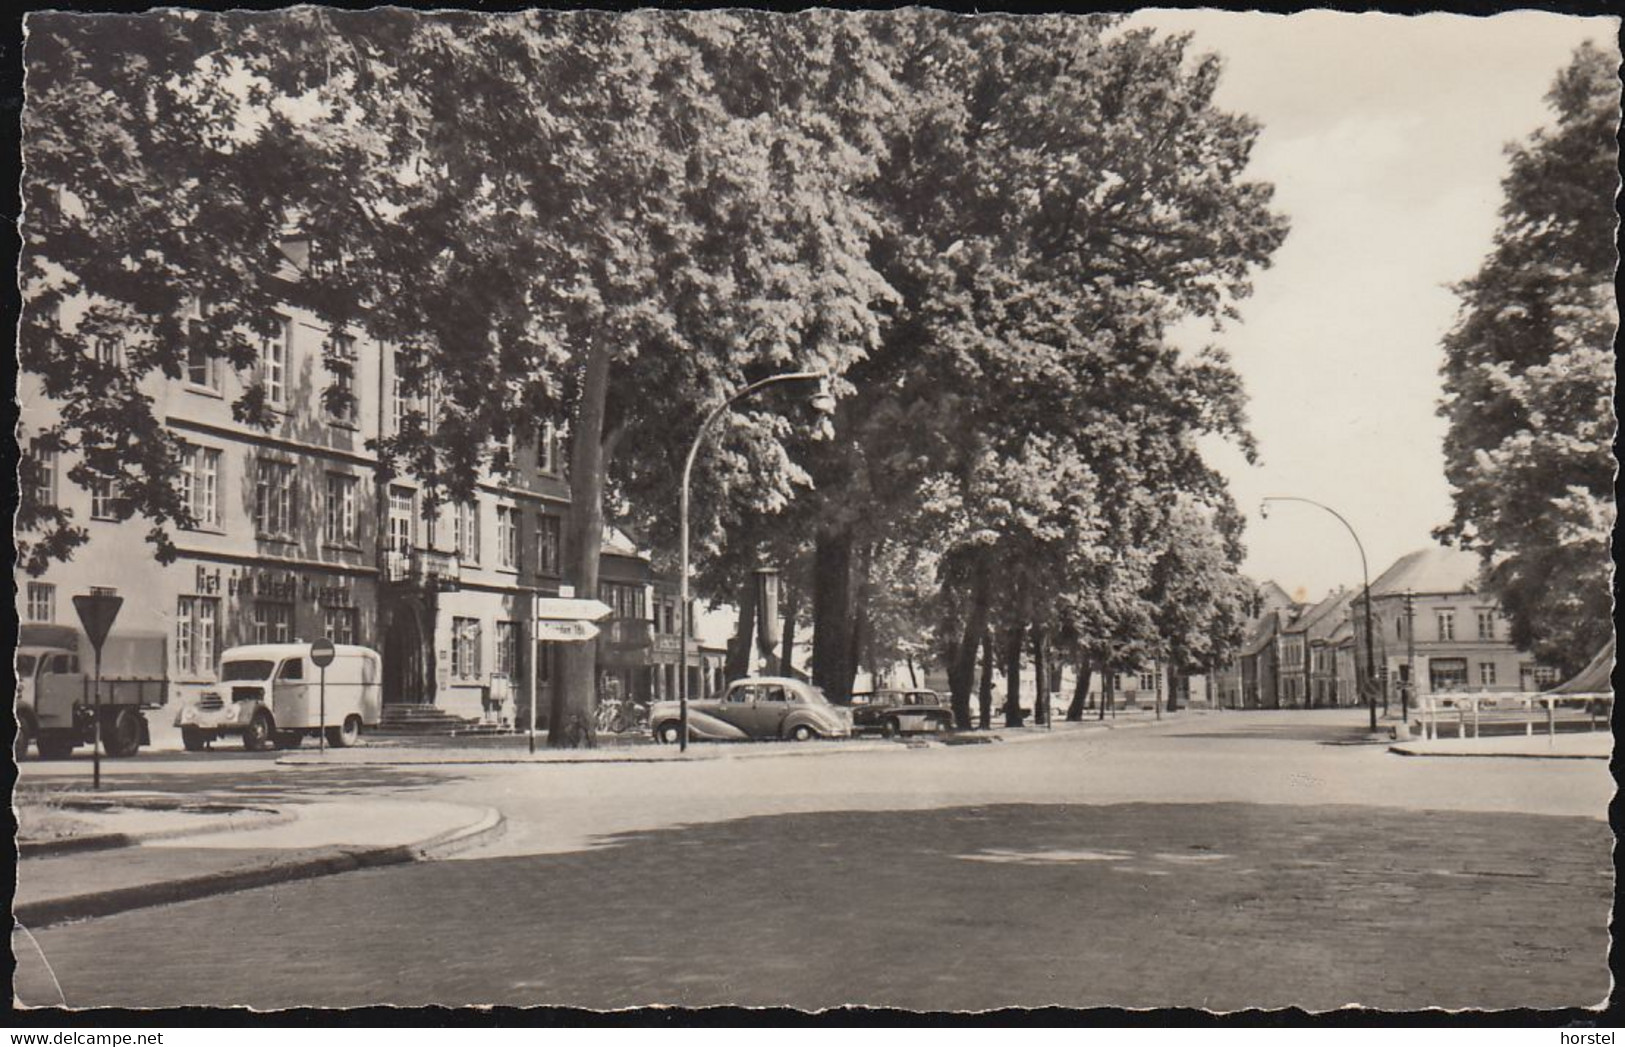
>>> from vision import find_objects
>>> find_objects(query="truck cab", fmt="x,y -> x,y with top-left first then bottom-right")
15,624 -> 166,760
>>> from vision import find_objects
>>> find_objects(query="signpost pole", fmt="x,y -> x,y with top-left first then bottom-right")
91,645 -> 103,790
310,638 -> 336,756
320,663 -> 328,755
73,588 -> 123,792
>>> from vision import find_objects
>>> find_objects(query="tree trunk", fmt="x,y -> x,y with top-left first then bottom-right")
1002,623 -> 1026,727
1066,656 -> 1093,721
945,561 -> 990,729
977,629 -> 995,730
778,583 -> 799,677
1031,627 -> 1047,726
1166,659 -> 1182,713
726,568 -> 758,683
550,345 -> 611,749
811,525 -> 855,699
846,542 -> 873,698
1099,666 -> 1110,721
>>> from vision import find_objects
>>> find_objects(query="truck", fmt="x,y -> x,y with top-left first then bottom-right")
14,623 -> 169,760
174,643 -> 383,751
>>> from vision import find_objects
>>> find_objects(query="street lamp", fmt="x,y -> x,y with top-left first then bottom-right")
1260,496 -> 1380,733
679,371 -> 832,753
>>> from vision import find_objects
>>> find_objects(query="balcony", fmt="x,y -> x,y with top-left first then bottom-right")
599,617 -> 654,649
380,547 -> 462,591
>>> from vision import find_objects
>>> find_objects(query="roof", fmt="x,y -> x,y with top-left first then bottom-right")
1547,637 -> 1614,695
1294,589 -> 1354,641
1256,580 -> 1295,612
1367,546 -> 1484,597
1240,610 -> 1284,656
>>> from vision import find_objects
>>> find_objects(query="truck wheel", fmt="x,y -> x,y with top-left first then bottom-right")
14,709 -> 38,761
326,715 -> 362,749
36,731 -> 76,760
243,711 -> 276,752
181,726 -> 209,753
101,709 -> 144,758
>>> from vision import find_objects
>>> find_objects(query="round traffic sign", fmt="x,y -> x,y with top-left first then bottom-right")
311,637 -> 337,668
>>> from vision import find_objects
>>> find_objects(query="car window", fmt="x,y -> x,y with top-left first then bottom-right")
278,658 -> 305,681
726,686 -> 752,703
763,687 -> 788,702
49,654 -> 74,674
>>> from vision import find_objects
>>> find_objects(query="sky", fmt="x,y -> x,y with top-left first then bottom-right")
1124,9 -> 1619,604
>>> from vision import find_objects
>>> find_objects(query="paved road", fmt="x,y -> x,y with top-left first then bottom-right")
16,710 -> 1613,1011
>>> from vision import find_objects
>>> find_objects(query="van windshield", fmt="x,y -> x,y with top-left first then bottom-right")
221,660 -> 276,682
15,654 -> 36,677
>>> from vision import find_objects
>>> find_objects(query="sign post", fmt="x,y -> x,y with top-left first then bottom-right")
311,638 -> 337,755
531,598 -> 613,753
72,587 -> 123,790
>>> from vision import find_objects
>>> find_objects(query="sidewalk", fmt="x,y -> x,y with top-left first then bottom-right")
1389,732 -> 1612,759
13,797 -> 502,928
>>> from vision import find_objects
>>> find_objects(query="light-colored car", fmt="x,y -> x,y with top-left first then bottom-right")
649,676 -> 852,744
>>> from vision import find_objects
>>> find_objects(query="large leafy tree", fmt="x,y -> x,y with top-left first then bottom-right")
1436,42 -> 1617,676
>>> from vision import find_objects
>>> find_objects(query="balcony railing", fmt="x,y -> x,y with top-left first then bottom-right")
380,547 -> 461,590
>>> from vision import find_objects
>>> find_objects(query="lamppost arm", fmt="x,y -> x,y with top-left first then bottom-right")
679,370 -> 827,753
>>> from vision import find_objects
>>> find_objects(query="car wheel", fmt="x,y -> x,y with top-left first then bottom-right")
327,715 -> 362,749
655,721 -> 682,745
181,726 -> 209,752
101,708 -> 143,758
881,718 -> 900,739
243,710 -> 276,752
790,724 -> 817,742
36,731 -> 76,760
14,709 -> 37,761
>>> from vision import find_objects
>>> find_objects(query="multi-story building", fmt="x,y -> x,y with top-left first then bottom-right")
1352,547 -> 1551,703
16,239 -> 573,732
1212,580 -> 1297,709
1294,588 -> 1353,707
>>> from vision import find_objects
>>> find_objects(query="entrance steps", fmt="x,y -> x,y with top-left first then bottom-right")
374,704 -> 482,736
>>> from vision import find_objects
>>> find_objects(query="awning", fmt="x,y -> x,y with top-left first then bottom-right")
1545,637 -> 1615,696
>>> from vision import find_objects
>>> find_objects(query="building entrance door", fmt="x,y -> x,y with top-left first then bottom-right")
383,606 -> 427,705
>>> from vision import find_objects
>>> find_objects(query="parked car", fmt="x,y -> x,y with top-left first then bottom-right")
174,643 -> 382,751
649,676 -> 852,744
845,688 -> 956,736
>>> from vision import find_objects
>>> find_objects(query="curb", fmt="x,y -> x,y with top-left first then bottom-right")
14,806 -> 505,929
18,807 -> 297,859
1388,744 -> 1609,760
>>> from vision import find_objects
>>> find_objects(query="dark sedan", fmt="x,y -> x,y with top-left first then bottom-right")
846,688 -> 956,736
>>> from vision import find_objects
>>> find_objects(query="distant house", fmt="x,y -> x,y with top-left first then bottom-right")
1293,588 -> 1354,708
1352,547 -> 1550,703
1214,581 -> 1298,709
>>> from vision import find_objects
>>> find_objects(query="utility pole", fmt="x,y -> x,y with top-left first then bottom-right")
1404,589 -> 1417,727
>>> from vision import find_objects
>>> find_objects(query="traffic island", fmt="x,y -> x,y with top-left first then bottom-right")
13,799 -> 503,928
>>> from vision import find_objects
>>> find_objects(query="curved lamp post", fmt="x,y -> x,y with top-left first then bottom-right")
1260,496 -> 1379,732
679,371 -> 833,753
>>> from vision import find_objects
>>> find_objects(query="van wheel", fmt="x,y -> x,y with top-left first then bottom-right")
181,726 -> 209,752
243,711 -> 276,752
15,709 -> 37,761
327,715 -> 362,749
36,731 -> 76,760
101,709 -> 143,758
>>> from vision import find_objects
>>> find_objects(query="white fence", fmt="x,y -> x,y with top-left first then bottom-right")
1418,691 -> 1612,742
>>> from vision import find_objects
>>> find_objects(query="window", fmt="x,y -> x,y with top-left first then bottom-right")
388,486 -> 416,553
255,460 -> 297,538
25,582 -> 55,623
326,334 -> 357,425
253,601 -> 294,644
1533,666 -> 1560,687
496,506 -> 518,569
261,316 -> 290,405
454,501 -> 480,562
1436,610 -> 1455,642
89,476 -> 118,520
495,621 -> 519,677
1139,672 -> 1156,692
662,600 -> 675,636
452,617 -> 482,679
180,445 -> 221,529
1476,609 -> 1496,642
175,596 -> 220,676
1396,615 -> 1407,640
539,423 -> 560,475
390,348 -> 410,434
600,582 -> 646,621
536,514 -> 561,575
1429,658 -> 1468,692
278,658 -> 304,681
29,439 -> 58,510
323,607 -> 358,645
324,473 -> 360,547
94,336 -> 125,368
185,300 -> 221,390
1478,662 -> 1497,686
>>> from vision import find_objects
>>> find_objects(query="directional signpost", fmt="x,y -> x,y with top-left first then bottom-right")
530,597 -> 614,753
72,587 -> 123,790
311,637 -> 337,755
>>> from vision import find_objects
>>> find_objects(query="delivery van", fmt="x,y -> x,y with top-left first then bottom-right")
175,643 -> 382,751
